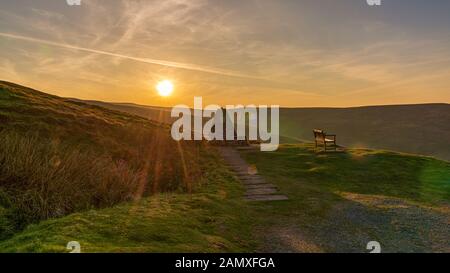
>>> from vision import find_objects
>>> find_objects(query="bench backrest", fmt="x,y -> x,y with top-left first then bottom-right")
313,129 -> 326,140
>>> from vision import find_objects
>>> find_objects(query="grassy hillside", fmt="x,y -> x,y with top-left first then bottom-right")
241,144 -> 450,252
79,101 -> 450,161
0,81 -> 203,239
0,149 -> 254,253
68,99 -> 173,125
2,143 -> 449,253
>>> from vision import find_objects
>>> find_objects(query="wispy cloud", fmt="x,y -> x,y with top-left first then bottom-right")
0,32 -> 264,80
0,0 -> 449,106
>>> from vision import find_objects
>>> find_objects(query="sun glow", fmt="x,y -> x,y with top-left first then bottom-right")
156,80 -> 174,97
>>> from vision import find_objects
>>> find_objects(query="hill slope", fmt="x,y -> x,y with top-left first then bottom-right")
75,100 -> 450,161
279,105 -> 450,161
68,98 -> 173,124
0,81 -> 202,238
1,143 -> 449,253
240,144 -> 450,252
0,149 -> 254,253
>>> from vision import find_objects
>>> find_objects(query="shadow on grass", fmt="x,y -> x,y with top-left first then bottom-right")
240,144 -> 450,252
244,144 -> 450,205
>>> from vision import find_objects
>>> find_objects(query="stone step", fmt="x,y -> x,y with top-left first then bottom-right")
219,146 -> 288,202
242,180 -> 268,185
241,179 -> 266,184
245,195 -> 289,202
245,184 -> 277,190
239,176 -> 264,180
240,179 -> 266,184
245,188 -> 278,195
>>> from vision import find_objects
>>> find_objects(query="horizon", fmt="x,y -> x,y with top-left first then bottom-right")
1,0 -> 450,107
2,79 -> 449,110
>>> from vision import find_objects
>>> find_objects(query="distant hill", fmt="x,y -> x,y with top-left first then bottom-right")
278,104 -> 450,161
73,99 -> 450,161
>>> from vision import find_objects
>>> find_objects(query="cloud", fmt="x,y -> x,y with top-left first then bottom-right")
0,31 -> 264,80
0,0 -> 449,106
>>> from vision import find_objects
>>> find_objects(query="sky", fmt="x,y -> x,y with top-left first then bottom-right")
0,0 -> 449,107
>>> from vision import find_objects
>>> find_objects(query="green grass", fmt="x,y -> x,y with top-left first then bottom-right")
0,81 -> 203,238
1,81 -> 449,253
5,143 -> 448,253
241,144 -> 450,252
0,150 -> 255,253
1,141 -> 449,252
278,105 -> 450,161
0,81 -> 254,252
245,144 -> 450,205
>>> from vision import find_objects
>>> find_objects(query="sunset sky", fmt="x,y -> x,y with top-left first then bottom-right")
0,0 -> 449,107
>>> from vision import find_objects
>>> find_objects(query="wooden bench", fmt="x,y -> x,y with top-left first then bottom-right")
313,129 -> 337,151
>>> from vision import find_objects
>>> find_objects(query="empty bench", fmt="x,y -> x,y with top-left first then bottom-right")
313,129 -> 337,151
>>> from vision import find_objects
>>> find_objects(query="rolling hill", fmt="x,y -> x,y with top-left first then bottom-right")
279,105 -> 450,161
75,100 -> 450,161
0,81 -> 204,238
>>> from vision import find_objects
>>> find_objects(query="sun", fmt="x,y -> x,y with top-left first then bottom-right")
156,80 -> 174,97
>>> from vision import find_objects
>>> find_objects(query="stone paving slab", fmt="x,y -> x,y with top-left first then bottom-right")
245,195 -> 289,201
217,146 -> 288,202
246,184 -> 277,190
243,180 -> 270,185
246,188 -> 278,195
240,175 -> 264,180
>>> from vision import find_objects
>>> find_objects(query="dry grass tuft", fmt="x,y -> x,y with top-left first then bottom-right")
0,82 -> 203,237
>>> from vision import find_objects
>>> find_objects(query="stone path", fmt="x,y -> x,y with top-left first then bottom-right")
217,146 -> 288,201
